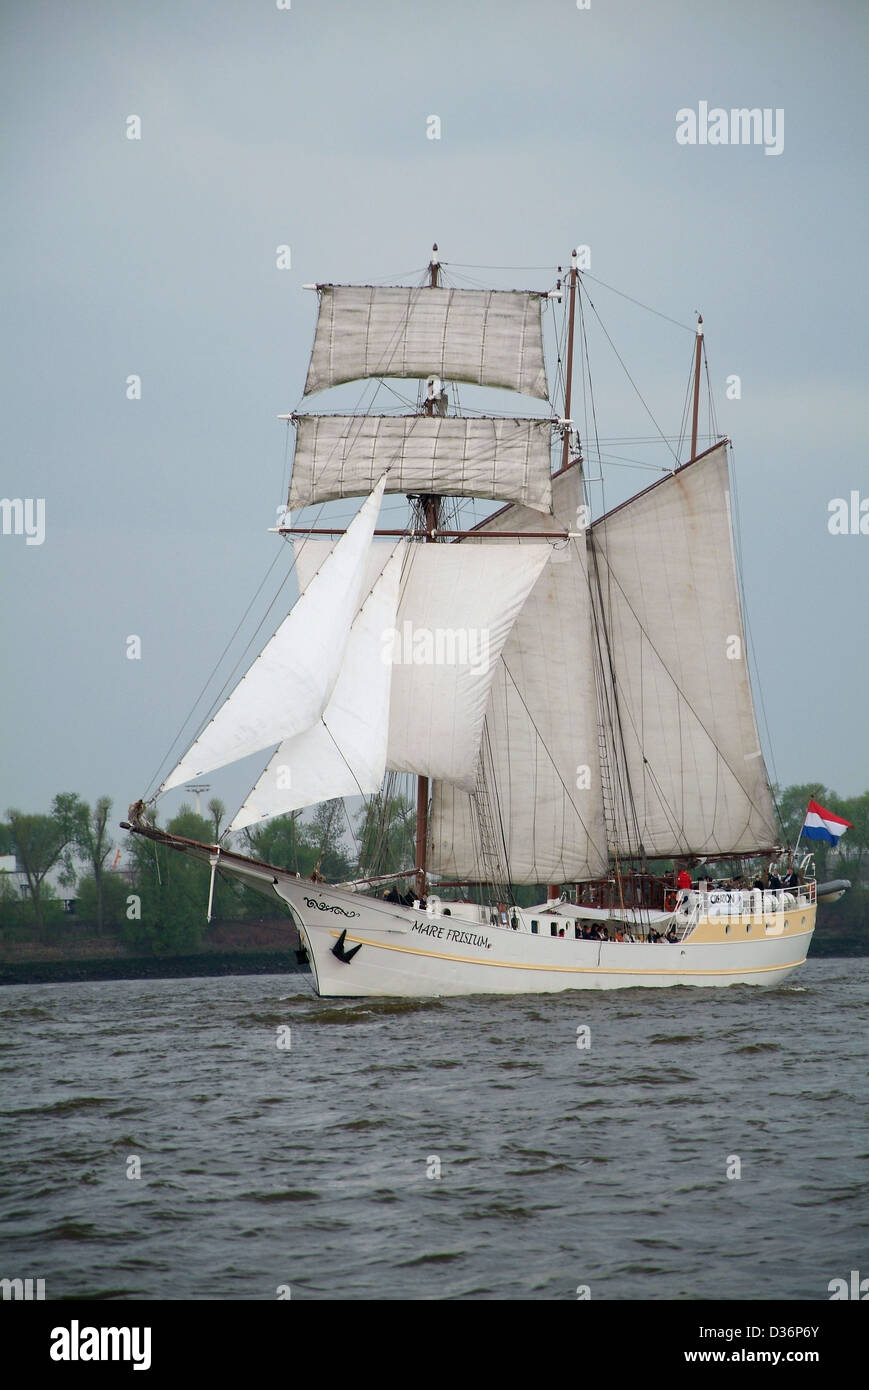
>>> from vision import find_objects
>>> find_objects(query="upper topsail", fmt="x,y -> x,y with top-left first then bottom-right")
160,477 -> 387,793
304,285 -> 549,399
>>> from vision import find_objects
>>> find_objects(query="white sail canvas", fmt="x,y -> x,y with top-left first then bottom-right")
429,465 -> 609,883
230,544 -> 405,828
294,538 -> 552,795
288,414 -> 554,513
589,442 -> 778,856
160,477 -> 387,792
385,543 -> 552,790
304,285 -> 549,398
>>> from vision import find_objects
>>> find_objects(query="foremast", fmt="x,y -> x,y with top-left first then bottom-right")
414,244 -> 443,899
143,248 -> 567,888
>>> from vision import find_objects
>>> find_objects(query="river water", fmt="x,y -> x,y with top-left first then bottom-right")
1,959 -> 866,1301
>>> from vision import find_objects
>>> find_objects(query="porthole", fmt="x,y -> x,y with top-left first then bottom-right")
725,924 -> 730,935
784,919 -> 789,931
801,916 -> 806,927
746,924 -> 751,934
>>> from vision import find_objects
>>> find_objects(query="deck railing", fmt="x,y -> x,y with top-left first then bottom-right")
676,880 -> 816,938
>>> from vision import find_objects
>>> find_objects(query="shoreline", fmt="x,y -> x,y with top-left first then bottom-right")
2,947 -> 864,987
0,951 -> 310,987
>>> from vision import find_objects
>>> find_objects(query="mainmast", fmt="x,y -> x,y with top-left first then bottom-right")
415,243 -> 442,898
560,249 -> 579,473
689,313 -> 703,460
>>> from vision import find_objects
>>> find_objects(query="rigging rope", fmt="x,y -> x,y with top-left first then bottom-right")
579,271 -> 696,333
579,277 -> 681,467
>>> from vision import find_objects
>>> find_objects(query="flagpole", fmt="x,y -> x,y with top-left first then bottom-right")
792,801 -> 812,866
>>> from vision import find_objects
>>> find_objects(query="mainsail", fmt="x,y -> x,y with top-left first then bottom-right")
430,442 -> 778,881
588,441 -> 778,857
429,463 -> 610,883
304,285 -> 549,398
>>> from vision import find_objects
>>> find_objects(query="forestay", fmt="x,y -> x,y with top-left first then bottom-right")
304,285 -> 549,399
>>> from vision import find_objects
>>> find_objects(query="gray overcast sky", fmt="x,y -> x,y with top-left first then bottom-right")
2,0 -> 867,833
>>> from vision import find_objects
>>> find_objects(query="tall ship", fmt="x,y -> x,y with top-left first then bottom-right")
124,246 -> 819,996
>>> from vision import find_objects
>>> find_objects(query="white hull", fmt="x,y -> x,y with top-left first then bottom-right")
276,879 -> 815,998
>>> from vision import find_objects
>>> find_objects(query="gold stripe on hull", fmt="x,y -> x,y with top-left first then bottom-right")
326,929 -> 810,978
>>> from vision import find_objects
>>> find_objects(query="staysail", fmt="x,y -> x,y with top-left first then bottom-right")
160,477 -> 387,792
429,464 -> 610,883
588,441 -> 778,857
385,544 -> 552,790
293,539 -> 552,795
230,543 -> 405,829
304,285 -> 549,399
288,414 -> 554,513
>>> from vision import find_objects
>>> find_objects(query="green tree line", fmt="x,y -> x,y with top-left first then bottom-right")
2,784 -> 866,955
0,792 -> 406,954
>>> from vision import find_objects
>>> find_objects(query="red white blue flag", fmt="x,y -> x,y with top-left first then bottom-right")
801,799 -> 852,845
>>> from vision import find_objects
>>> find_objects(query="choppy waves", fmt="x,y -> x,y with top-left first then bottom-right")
0,962 -> 866,1300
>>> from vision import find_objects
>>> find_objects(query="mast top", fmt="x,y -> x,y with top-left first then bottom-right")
689,314 -> 704,460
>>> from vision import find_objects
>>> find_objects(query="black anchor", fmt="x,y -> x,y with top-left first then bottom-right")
331,929 -> 362,964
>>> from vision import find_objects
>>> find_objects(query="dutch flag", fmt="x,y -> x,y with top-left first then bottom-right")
801,799 -> 852,846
